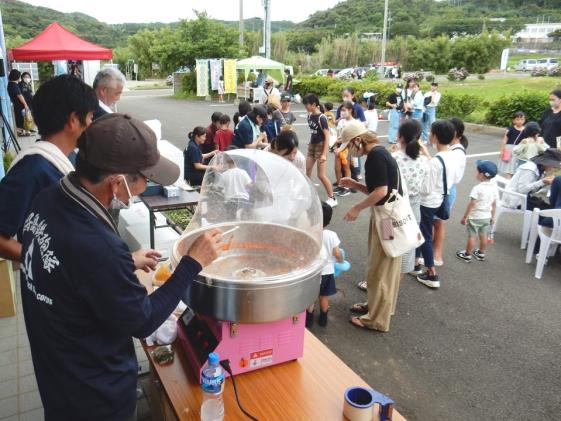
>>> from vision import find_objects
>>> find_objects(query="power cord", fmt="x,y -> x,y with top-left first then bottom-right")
220,359 -> 260,421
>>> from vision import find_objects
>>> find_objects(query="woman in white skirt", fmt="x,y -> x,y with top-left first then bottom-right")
498,111 -> 525,179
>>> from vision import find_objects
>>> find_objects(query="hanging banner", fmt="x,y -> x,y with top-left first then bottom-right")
196,59 -> 209,97
209,59 -> 222,91
224,59 -> 237,94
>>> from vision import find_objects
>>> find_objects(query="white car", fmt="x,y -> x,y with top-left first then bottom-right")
534,58 -> 559,71
334,68 -> 355,79
514,59 -> 538,71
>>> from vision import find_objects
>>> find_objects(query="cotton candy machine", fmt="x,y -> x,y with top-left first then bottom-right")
170,150 -> 324,378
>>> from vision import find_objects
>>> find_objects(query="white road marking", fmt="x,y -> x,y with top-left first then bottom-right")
466,152 -> 500,159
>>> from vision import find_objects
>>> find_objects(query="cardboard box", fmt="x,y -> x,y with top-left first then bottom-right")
0,259 -> 16,317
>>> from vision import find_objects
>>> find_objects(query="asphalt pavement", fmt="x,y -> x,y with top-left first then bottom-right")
119,89 -> 561,421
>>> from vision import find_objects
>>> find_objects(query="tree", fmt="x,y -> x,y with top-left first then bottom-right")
548,29 -> 561,41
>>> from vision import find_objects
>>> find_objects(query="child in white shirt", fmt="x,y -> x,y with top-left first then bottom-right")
456,160 -> 499,262
364,100 -> 379,132
306,202 -> 344,328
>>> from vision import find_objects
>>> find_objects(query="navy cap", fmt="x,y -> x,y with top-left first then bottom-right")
476,160 -> 497,179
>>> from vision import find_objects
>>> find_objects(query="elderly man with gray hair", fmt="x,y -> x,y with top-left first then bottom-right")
92,67 -> 126,120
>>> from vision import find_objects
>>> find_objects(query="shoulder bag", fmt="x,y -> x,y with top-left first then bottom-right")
500,128 -> 523,162
373,167 -> 425,258
435,155 -> 450,220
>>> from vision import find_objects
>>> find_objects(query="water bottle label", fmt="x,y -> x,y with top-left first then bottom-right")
201,373 -> 224,394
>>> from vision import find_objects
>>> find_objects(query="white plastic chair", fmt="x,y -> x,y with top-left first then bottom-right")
490,185 -> 532,249
525,208 -> 561,279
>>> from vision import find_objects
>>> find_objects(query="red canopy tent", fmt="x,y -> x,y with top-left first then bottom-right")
10,22 -> 112,61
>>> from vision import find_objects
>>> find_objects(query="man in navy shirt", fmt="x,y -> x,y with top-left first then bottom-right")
0,75 -> 97,262
20,114 -> 222,420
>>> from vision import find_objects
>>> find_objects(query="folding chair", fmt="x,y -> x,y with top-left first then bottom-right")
490,186 -> 532,249
525,208 -> 561,279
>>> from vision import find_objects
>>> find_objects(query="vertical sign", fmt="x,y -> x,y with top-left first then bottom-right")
224,59 -> 237,94
196,59 -> 209,97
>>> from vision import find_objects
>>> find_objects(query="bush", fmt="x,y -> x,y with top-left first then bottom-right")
531,68 -> 547,77
478,74 -> 485,80
425,74 -> 435,83
438,93 -> 480,118
181,72 -> 197,94
363,70 -> 379,81
548,66 -> 561,77
403,71 -> 424,83
447,67 -> 469,81
485,92 -> 548,127
294,76 -> 397,108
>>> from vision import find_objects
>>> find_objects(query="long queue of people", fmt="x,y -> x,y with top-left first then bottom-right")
183,86 -> 561,333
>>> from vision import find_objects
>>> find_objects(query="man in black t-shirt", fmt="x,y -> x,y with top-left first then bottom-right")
284,69 -> 293,95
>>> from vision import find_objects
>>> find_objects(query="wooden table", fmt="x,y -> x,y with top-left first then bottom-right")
142,331 -> 406,421
139,190 -> 200,249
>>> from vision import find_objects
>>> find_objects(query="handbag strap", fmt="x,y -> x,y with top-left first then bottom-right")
512,128 -> 524,146
436,155 -> 448,196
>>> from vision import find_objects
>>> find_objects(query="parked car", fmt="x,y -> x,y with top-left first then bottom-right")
334,67 -> 356,79
534,58 -> 559,71
313,69 -> 330,76
514,59 -> 538,71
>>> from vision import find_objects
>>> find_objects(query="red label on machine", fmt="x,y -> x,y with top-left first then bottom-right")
249,349 -> 273,368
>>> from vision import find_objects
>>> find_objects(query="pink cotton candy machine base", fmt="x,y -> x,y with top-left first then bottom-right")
177,309 -> 306,380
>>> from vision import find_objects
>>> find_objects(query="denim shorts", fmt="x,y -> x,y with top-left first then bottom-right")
319,274 -> 337,296
467,218 -> 491,237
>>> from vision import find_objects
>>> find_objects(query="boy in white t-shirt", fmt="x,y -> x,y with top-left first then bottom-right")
456,160 -> 499,262
306,202 -> 344,328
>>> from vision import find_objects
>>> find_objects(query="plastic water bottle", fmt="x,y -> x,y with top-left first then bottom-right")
200,352 -> 224,421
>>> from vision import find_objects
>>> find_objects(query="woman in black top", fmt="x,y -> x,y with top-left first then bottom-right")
539,89 -> 561,149
18,72 -> 34,108
339,122 -> 402,332
7,69 -> 31,136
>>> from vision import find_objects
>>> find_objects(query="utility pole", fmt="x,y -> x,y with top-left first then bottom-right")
263,0 -> 271,58
239,0 -> 244,50
380,0 -> 389,77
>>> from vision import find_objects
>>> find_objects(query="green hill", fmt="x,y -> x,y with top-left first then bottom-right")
298,0 -> 561,37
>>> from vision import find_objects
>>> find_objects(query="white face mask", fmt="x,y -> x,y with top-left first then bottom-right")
23,78 -> 31,83
550,100 -> 560,109
341,110 -> 350,119
110,175 -> 133,210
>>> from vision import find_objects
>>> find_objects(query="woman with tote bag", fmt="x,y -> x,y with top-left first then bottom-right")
339,122 -> 421,332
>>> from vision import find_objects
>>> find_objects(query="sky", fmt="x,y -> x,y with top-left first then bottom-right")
24,0 -> 344,24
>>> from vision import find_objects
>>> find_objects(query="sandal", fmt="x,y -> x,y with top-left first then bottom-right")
349,302 -> 368,314
357,280 -> 367,291
349,316 -> 369,329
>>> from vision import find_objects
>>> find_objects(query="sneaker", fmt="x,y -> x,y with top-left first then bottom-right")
455,251 -> 472,263
473,249 -> 486,261
416,273 -> 440,289
305,310 -> 314,328
409,264 -> 424,276
434,259 -> 444,266
318,311 -> 328,327
333,186 -> 344,194
326,197 -> 338,208
336,187 -> 351,197
332,182 -> 339,187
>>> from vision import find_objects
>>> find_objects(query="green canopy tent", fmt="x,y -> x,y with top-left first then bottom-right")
236,56 -> 285,101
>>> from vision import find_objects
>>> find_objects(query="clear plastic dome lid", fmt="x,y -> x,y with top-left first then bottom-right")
172,149 -> 324,282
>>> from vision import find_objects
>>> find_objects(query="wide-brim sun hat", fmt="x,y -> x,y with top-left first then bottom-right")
531,148 -> 561,168
340,121 -> 368,151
